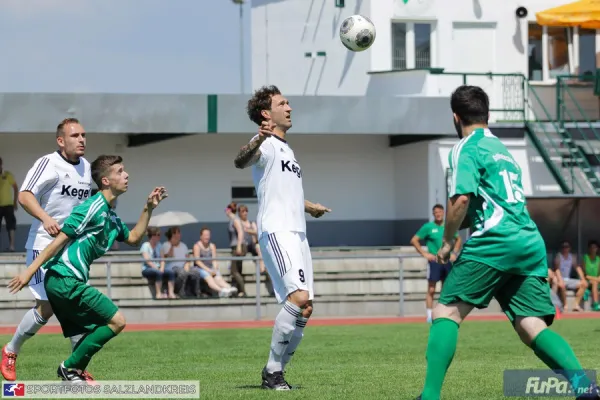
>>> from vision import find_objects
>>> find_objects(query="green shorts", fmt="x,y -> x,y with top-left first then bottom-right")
438,259 -> 556,326
44,270 -> 119,338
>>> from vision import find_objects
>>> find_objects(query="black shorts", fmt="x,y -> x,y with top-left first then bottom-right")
0,206 -> 16,231
247,242 -> 259,256
427,261 -> 452,283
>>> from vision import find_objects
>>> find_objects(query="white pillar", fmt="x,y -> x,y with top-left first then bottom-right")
542,26 -> 550,81
406,22 -> 416,69
430,22 -> 437,68
567,27 -> 575,74
595,29 -> 600,69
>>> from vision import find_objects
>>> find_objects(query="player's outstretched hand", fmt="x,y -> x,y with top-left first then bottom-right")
147,187 -> 168,209
258,121 -> 274,141
310,203 -> 331,218
7,272 -> 32,294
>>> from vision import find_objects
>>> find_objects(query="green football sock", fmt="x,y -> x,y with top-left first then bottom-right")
64,326 -> 117,371
531,329 -> 592,393
421,318 -> 460,400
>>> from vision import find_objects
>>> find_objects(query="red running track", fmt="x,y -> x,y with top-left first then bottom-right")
0,312 -> 596,334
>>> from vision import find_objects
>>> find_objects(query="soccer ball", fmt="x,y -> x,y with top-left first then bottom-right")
339,15 -> 376,52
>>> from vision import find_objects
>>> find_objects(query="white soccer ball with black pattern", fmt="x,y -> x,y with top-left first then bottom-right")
339,15 -> 376,52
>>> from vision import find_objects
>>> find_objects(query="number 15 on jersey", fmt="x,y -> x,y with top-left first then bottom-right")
499,169 -> 524,204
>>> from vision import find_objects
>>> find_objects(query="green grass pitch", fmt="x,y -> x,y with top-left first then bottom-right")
3,318 -> 598,399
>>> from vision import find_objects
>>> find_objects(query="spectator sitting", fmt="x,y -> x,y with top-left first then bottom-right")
140,227 -> 176,299
583,240 -> 600,311
237,204 -> 274,297
225,202 -> 247,297
161,226 -> 200,298
553,240 -> 588,312
547,266 -> 563,316
192,227 -> 237,298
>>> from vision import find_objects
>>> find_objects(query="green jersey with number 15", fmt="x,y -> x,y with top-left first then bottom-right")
448,128 -> 547,277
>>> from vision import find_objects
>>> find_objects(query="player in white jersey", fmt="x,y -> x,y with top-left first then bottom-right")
1,118 -> 92,381
234,85 -> 331,390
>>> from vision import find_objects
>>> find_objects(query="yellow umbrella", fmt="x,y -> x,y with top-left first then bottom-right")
536,0 -> 600,29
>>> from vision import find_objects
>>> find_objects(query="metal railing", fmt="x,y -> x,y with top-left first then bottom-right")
1,254 -> 424,320
430,71 -> 526,122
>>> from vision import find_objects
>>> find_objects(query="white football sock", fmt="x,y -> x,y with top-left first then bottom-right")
426,308 -> 433,321
6,308 -> 47,354
266,301 -> 301,373
70,334 -> 85,351
282,316 -> 308,369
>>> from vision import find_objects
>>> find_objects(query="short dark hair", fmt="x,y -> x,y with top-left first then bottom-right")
91,155 -> 123,189
56,118 -> 80,138
589,240 -> 599,248
450,85 -> 489,126
200,227 -> 210,236
247,85 -> 281,126
433,204 -> 444,211
165,226 -> 181,240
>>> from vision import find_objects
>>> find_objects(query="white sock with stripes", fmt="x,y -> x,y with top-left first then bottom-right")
6,308 -> 47,354
266,301 -> 301,373
282,316 -> 308,370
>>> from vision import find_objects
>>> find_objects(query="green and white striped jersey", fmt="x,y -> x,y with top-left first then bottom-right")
448,128 -> 547,277
44,192 -> 130,282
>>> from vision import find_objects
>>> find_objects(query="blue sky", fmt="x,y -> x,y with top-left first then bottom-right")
0,0 -> 251,94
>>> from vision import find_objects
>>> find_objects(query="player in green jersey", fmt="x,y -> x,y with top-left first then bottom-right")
583,240 -> 600,311
8,155 -> 167,382
415,86 -> 599,400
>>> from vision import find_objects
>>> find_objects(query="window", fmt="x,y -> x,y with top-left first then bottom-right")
415,24 -> 431,68
528,23 -> 597,81
579,28 -> 597,75
547,26 -> 569,77
528,23 -> 543,81
231,185 -> 256,201
392,22 -> 407,69
391,22 -> 432,70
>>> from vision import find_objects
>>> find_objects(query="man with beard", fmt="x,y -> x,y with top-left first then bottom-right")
415,86 -> 599,400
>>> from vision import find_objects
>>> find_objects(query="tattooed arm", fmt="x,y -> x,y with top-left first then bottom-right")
234,136 -> 265,169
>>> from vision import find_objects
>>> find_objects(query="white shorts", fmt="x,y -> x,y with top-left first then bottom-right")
259,231 -> 314,304
26,249 -> 47,301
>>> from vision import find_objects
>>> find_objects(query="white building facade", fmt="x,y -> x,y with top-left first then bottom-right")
251,0 -> 599,95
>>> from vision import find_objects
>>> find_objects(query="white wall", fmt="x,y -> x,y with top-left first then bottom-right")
251,0 -> 572,96
251,0 -> 372,95
393,141 -> 430,220
2,133 -> 399,224
430,137 -> 535,202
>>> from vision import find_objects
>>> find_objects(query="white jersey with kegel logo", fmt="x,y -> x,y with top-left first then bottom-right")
21,151 -> 92,250
251,135 -> 306,238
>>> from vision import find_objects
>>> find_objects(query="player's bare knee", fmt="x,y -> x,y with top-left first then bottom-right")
427,284 -> 436,295
108,312 -> 126,334
36,300 -> 54,321
288,290 -> 310,309
433,302 -> 471,324
514,316 -> 547,346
